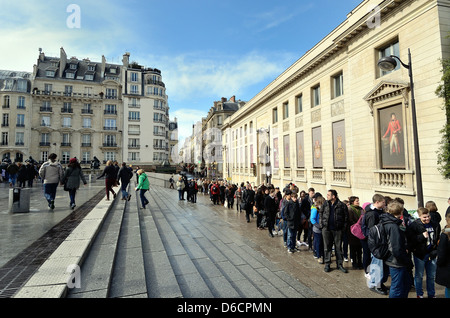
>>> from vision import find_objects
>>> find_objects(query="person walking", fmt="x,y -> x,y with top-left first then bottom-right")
319,189 -> 349,273
406,207 -> 439,298
117,162 -> 133,201
6,161 -> 19,187
25,160 -> 38,187
135,169 -> 150,209
348,196 -> 364,269
97,160 -> 117,201
38,153 -> 64,210
62,158 -> 87,209
381,201 -> 413,298
17,162 -> 27,188
436,213 -> 450,298
169,175 -> 175,189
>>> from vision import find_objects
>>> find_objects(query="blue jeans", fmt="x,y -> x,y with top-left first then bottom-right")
121,182 -> 129,199
43,183 -> 58,203
368,255 -> 389,288
287,227 -> 297,250
69,189 -> 77,205
178,190 -> 183,200
282,220 -> 288,246
413,254 -> 437,297
140,189 -> 149,208
389,266 -> 410,298
9,174 -> 17,186
313,231 -> 324,258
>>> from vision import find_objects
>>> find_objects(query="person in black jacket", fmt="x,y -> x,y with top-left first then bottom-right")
436,213 -> 450,298
381,201 -> 413,298
406,207 -> 439,298
117,162 -> 133,201
242,184 -> 255,223
286,192 -> 301,253
319,189 -> 348,273
264,188 -> 278,237
254,188 -> 265,229
97,160 -> 117,200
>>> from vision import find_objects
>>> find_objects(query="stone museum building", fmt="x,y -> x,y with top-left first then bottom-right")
222,0 -> 450,211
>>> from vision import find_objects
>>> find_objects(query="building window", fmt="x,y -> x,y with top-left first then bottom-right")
17,80 -> 27,92
2,114 -> 9,127
332,72 -> 344,98
378,40 -> 400,77
106,88 -> 117,99
105,152 -> 115,162
88,65 -> 95,71
3,95 -> 10,107
295,94 -> 303,114
45,71 -> 55,77
16,114 -> 25,127
2,132 -> 8,146
312,85 -> 321,107
82,151 -> 90,163
65,72 -> 75,79
85,74 -> 94,81
83,117 -> 91,128
41,151 -> 48,162
130,85 -> 139,94
217,115 -> 223,125
129,111 -> 140,121
44,84 -> 52,93
104,119 -> 116,130
273,107 -> 278,124
82,134 -> 91,146
70,64 -> 77,70
62,151 -> 70,164
283,102 -> 289,120
105,104 -> 117,114
62,117 -> 71,128
131,72 -> 138,82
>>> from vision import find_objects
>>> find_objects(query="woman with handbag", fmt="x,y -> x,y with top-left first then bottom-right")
62,158 -> 87,209
347,196 -> 363,269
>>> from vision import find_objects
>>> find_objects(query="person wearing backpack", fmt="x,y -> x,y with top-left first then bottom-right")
380,200 -> 413,298
363,194 -> 389,295
406,207 -> 439,298
210,181 -> 220,205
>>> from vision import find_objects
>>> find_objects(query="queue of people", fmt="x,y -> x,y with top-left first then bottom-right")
175,177 -> 449,298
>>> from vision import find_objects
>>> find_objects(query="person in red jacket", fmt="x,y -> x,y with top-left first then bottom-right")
210,181 -> 220,205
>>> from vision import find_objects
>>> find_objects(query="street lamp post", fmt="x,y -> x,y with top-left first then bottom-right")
377,48 -> 423,208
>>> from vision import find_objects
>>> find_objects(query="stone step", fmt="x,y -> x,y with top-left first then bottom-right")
66,189 -> 127,298
150,186 -> 312,298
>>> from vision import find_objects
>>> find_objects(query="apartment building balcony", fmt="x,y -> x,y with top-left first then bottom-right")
33,90 -> 103,101
103,126 -> 117,131
81,109 -> 93,114
61,142 -> 71,147
104,110 -> 117,115
39,107 -> 53,113
15,142 -> 25,146
2,105 -> 9,109
39,142 -> 51,147
1,123 -> 9,127
128,144 -> 140,149
146,79 -> 165,87
101,142 -> 119,149
61,108 -> 73,113
81,143 -> 92,147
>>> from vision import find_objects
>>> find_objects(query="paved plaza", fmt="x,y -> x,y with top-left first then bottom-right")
0,176 -> 446,299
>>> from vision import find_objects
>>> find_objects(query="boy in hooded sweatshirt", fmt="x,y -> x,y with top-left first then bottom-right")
381,200 -> 413,298
39,153 -> 64,210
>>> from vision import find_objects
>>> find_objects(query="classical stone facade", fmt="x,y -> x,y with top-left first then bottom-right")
222,0 -> 450,214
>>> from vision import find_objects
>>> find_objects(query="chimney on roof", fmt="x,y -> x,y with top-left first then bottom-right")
221,97 -> 227,102
101,55 -> 106,78
229,95 -> 236,102
59,47 -> 67,78
122,52 -> 130,67
38,48 -> 45,62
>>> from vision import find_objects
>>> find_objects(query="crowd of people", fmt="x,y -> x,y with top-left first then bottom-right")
173,176 -> 450,299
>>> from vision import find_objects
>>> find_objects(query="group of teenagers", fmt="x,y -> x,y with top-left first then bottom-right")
195,179 -> 450,299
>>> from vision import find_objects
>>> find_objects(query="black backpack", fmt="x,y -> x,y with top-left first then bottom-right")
367,222 -> 390,260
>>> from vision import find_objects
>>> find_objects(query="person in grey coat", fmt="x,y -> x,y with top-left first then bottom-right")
62,158 -> 87,209
39,153 -> 64,210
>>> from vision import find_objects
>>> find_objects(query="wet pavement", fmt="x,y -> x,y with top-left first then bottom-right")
0,178 -> 105,297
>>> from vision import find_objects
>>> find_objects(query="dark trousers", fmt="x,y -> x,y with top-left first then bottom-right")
105,178 -> 116,200
322,228 -> 344,266
140,189 -> 149,208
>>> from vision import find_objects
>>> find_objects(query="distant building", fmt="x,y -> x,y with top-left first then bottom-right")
0,70 -> 32,162
0,47 -> 172,167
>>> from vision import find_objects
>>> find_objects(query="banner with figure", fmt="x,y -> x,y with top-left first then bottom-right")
379,104 -> 405,169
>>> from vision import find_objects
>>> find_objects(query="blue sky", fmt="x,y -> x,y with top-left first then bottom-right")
0,0 -> 362,141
